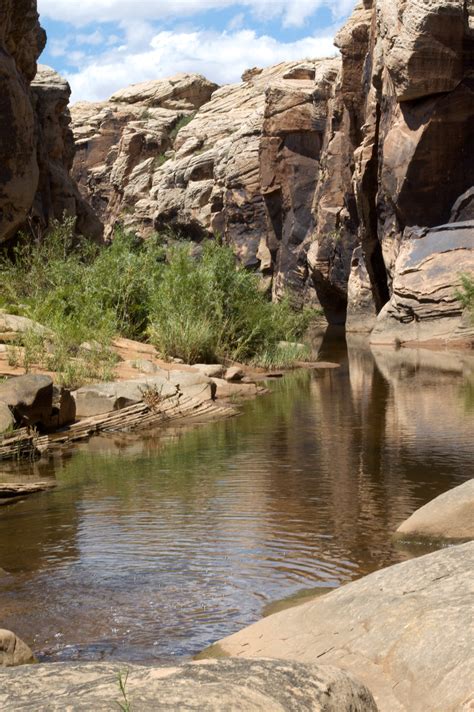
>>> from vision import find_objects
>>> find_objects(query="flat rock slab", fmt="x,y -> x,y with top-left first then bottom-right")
395,479 -> 474,541
208,543 -> 474,712
0,658 -> 377,711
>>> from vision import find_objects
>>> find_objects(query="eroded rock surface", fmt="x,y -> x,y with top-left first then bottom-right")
396,479 -> 474,541
208,542 -> 474,712
370,222 -> 474,345
0,658 -> 378,711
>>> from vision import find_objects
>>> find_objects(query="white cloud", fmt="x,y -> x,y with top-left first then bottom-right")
38,0 -> 356,28
65,27 -> 338,102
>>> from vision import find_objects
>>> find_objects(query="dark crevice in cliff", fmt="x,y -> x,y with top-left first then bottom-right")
358,104 -> 390,313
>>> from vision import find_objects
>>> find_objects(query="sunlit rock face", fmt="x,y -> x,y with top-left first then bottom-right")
0,3 -> 102,243
69,0 -> 473,340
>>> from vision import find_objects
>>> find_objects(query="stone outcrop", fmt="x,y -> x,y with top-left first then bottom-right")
70,74 -> 217,236
71,60 -> 358,319
0,374 -> 76,430
370,222 -> 474,345
0,630 -> 36,667
30,66 -> 103,241
0,658 -> 378,711
72,370 -> 215,418
205,542 -> 474,712
395,479 -> 474,541
0,3 -> 102,244
0,0 -> 44,243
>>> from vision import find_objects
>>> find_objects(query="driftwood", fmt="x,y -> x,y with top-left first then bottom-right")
0,481 -> 56,498
0,392 -> 237,462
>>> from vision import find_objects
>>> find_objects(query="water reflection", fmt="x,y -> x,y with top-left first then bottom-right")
0,333 -> 472,663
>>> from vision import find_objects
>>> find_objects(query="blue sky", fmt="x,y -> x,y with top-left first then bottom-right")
37,0 -> 357,103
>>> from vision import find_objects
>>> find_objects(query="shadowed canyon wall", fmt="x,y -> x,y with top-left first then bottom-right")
0,1 -> 102,244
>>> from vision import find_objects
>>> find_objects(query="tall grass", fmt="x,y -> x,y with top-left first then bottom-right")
0,220 -> 316,383
148,242 -> 314,364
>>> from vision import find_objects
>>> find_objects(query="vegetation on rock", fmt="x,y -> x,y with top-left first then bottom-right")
0,219 -> 315,385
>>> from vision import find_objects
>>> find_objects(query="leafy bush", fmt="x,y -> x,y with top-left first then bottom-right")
456,274 -> 474,315
149,241 -> 315,364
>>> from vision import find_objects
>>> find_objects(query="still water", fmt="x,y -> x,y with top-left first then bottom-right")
0,332 -> 473,663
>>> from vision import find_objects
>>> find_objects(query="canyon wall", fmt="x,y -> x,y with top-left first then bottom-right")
70,0 -> 474,345
0,1 -> 102,244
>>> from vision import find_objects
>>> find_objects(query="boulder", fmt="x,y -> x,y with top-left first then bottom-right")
208,543 -> 474,712
0,401 -> 15,435
0,658 -> 377,711
0,375 -> 53,427
0,402 -> 14,434
191,364 -> 224,378
47,386 -> 76,429
224,367 -> 244,383
0,312 -> 52,337
370,223 -> 474,346
395,479 -> 474,541
0,630 -> 36,667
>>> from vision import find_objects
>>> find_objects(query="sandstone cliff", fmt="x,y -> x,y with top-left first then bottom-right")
0,1 -> 102,244
70,1 -> 474,345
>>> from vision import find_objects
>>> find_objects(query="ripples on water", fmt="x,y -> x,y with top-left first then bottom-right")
0,331 -> 473,663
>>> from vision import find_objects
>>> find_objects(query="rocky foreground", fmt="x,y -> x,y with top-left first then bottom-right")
205,541 -> 474,712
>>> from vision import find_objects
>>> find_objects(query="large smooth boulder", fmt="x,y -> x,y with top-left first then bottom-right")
0,630 -> 36,667
0,658 -> 377,711
0,374 -> 53,427
396,480 -> 474,541
207,543 -> 474,712
0,312 -> 52,337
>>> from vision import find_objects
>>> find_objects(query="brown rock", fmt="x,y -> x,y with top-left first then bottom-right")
0,374 -> 53,427
209,543 -> 474,712
0,402 -> 14,434
370,222 -> 474,346
0,630 -> 36,667
0,0 -> 44,243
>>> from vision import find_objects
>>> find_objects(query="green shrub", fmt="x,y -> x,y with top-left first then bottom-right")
169,113 -> 195,141
456,274 -> 474,315
149,241 -> 315,364
1,221 -> 316,379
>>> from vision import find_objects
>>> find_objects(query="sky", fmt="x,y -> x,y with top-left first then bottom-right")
37,0 -> 358,104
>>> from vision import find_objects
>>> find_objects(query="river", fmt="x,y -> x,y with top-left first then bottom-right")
0,331 -> 472,664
